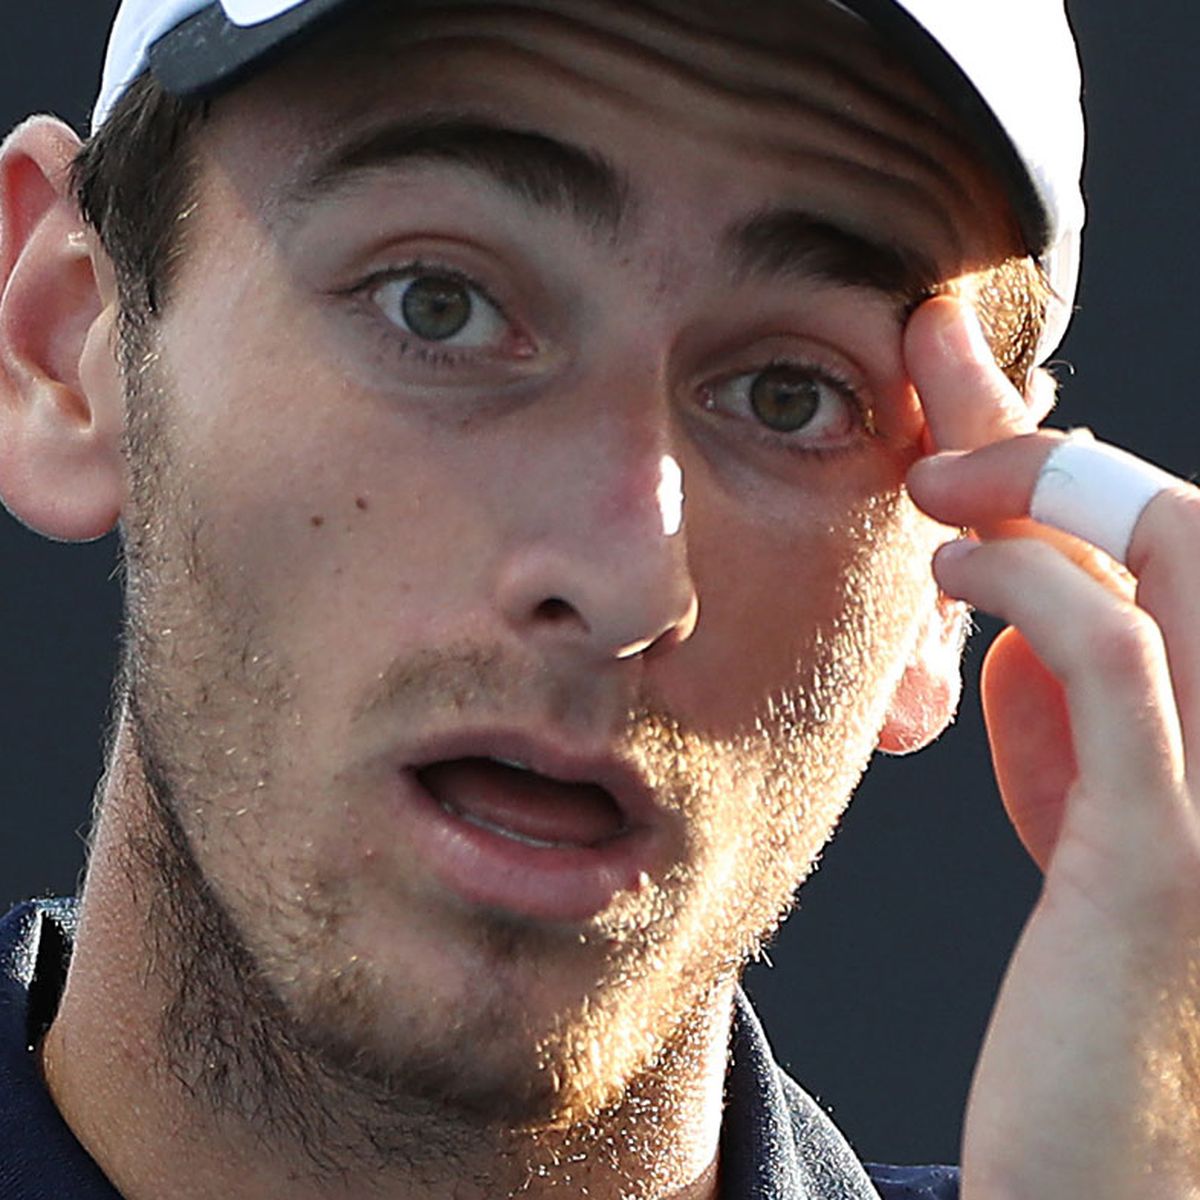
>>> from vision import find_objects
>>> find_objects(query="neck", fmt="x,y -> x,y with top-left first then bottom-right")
40,721 -> 727,1200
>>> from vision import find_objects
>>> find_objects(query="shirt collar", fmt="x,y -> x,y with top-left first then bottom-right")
723,989 -> 882,1200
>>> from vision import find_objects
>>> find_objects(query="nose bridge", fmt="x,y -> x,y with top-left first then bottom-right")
592,379 -> 680,537
494,361 -> 699,660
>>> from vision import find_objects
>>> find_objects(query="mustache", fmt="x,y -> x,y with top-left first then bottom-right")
351,641 -> 657,741
348,640 -> 770,841
347,641 -> 794,817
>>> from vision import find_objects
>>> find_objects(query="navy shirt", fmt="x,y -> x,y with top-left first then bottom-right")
0,901 -> 958,1199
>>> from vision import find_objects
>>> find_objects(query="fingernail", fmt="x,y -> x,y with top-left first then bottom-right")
935,538 -> 979,567
938,302 -> 992,364
908,450 -> 968,485
916,449 -> 969,469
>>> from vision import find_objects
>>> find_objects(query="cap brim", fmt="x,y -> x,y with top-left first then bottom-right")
840,0 -> 1049,257
149,0 -> 362,99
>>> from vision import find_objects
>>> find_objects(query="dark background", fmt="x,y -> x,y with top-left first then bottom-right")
2,0 -> 1197,1171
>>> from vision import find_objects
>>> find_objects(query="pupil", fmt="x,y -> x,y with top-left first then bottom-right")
402,276 -> 472,341
750,368 -> 821,432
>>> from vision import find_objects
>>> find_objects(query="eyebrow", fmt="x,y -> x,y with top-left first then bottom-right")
289,117 -> 941,305
725,210 -> 941,308
289,117 -> 631,235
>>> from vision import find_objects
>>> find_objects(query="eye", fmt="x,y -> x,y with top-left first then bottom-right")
371,270 -> 508,348
704,362 -> 864,446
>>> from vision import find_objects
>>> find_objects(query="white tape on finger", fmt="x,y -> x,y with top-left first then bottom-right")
1030,434 -> 1177,564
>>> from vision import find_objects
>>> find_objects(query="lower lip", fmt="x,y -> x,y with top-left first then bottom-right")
394,769 -> 660,923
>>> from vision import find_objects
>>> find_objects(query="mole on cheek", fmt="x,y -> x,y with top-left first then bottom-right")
355,497 -> 369,512
310,516 -> 325,528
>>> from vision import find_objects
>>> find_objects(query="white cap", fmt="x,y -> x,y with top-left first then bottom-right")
867,0 -> 1085,358
94,0 -> 1085,358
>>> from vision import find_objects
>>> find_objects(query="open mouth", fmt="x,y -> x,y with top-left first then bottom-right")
416,757 -> 631,850
399,734 -> 664,921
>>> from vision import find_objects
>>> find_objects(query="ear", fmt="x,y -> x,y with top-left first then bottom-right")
1025,364 -> 1058,424
876,593 -> 968,755
0,116 -> 125,542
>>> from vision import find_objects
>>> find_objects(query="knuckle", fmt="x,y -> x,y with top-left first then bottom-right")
1129,485 -> 1200,577
1058,817 -> 1200,918
1159,848 -> 1200,911
1130,820 -> 1200,915
1166,485 -> 1200,537
994,535 -> 1059,573
1078,608 -> 1163,678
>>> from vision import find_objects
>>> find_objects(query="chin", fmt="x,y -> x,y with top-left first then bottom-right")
287,974 -> 633,1131
269,903 -> 637,1120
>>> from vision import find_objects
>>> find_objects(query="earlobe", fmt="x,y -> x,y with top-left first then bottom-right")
876,594 -> 968,755
1025,365 -> 1059,424
0,116 -> 124,543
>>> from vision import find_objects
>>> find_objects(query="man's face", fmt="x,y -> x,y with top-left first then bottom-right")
118,0 -> 1015,1133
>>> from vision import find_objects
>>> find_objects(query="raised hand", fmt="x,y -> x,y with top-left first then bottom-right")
905,295 -> 1200,1199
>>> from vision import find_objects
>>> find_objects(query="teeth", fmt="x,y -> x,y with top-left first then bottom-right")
491,756 -> 533,772
438,799 -> 577,849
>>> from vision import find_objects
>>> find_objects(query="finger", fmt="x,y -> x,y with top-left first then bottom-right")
907,431 -> 1060,531
935,538 -> 1187,833
1127,488 -> 1200,771
916,437 -> 1200,767
980,625 -> 1077,872
908,432 -> 1105,548
989,518 -> 1138,598
910,425 -> 1140,592
904,295 -> 1037,451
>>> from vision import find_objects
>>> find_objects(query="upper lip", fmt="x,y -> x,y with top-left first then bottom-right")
409,728 -> 664,832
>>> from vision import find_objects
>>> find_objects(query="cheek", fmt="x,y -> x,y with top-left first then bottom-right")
153,355 -> 506,711
680,536 -> 845,729
160,258 -> 517,612
654,473 -> 936,735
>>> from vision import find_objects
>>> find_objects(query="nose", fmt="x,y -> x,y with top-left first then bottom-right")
494,410 -> 700,663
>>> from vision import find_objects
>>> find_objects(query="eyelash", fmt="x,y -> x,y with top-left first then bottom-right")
349,263 -> 877,458
353,260 -> 517,368
703,356 -> 875,461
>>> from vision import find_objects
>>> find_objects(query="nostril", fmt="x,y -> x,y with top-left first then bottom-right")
534,597 -> 583,626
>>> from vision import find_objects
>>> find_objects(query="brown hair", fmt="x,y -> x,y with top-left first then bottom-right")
72,74 -> 207,326
73,73 -> 1051,388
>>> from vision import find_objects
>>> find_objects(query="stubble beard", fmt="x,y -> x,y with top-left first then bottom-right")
108,321 -> 940,1188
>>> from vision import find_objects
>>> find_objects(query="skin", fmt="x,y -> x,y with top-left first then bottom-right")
903,315 -> 1200,1198
7,4 -> 988,1189
2,1 -> 1197,1198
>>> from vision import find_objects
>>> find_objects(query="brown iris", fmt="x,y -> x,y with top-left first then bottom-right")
401,275 -> 472,341
750,366 -> 823,433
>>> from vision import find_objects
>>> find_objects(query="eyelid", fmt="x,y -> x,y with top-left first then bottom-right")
762,357 -> 863,408
360,261 -> 504,321
700,355 -> 876,452
355,258 -> 537,365
699,327 -> 869,391
706,343 -> 870,413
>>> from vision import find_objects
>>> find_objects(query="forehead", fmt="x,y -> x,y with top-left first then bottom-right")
189,0 -> 1020,277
